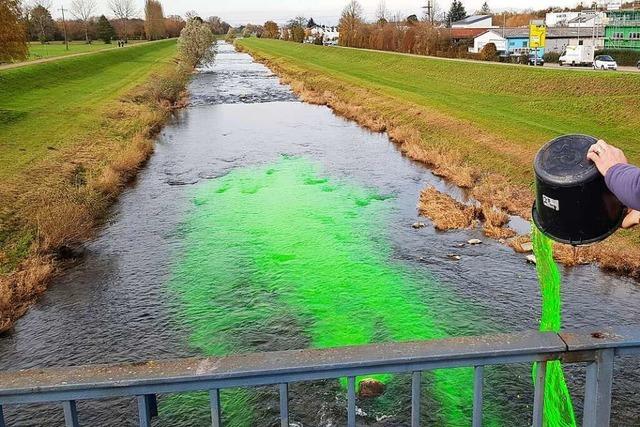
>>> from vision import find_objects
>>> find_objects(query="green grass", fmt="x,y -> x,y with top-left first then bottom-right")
237,39 -> 640,173
0,39 -> 177,178
26,40 -> 149,61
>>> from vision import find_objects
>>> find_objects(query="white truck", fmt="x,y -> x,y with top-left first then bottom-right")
558,45 -> 595,67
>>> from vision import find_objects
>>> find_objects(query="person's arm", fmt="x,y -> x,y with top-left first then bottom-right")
605,164 -> 640,211
587,140 -> 640,228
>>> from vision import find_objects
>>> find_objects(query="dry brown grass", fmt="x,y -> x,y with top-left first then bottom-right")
508,235 -> 532,253
481,205 -> 516,239
418,187 -> 477,230
0,63 -> 188,333
0,256 -> 54,333
552,243 -> 595,267
35,202 -> 95,252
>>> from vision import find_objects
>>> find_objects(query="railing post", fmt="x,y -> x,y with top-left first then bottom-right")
0,405 -> 5,427
210,389 -> 222,427
347,376 -> 356,427
137,395 -> 151,427
147,394 -> 158,418
583,348 -> 614,427
472,366 -> 484,427
411,371 -> 421,427
279,383 -> 289,427
532,361 -> 547,427
63,400 -> 80,427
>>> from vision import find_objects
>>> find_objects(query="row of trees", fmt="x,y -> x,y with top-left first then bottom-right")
338,1 -> 457,57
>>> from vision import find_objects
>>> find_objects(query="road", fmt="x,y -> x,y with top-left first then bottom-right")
545,62 -> 639,73
337,45 -> 640,74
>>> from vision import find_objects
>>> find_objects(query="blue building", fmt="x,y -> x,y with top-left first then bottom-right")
471,28 -> 544,59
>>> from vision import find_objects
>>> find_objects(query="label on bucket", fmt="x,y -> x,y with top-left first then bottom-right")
543,195 -> 560,211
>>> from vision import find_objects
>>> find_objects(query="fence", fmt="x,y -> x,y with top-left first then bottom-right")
1,327 -> 639,427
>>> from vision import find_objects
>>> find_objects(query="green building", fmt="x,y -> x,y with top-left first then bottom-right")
605,10 -> 640,50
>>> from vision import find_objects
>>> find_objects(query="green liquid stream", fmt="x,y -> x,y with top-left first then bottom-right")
532,226 -> 577,427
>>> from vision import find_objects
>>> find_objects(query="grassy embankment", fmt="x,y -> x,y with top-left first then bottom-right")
237,38 -> 640,277
0,39 -> 186,331
26,40 -> 149,62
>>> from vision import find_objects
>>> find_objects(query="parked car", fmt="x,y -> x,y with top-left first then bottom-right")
528,53 -> 544,66
593,55 -> 618,71
559,45 -> 594,66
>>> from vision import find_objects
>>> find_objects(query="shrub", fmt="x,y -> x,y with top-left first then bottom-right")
479,43 -> 499,61
544,51 -> 560,63
149,67 -> 189,105
225,28 -> 236,42
178,18 -> 215,66
595,49 -> 640,66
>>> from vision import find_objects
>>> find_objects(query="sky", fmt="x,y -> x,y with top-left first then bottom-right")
65,0 -> 593,25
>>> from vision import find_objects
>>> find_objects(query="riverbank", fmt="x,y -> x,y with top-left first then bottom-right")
236,38 -> 640,280
0,39 -> 187,332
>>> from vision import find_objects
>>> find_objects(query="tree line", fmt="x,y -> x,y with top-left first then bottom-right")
0,0 -> 233,63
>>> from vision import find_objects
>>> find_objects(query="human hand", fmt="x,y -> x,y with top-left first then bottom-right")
587,140 -> 628,176
622,209 -> 640,229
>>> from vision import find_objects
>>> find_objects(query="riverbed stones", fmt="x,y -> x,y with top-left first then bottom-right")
468,239 -> 482,245
359,378 -> 385,398
520,242 -> 534,252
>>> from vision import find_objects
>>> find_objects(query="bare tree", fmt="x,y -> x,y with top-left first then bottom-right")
70,0 -> 96,42
1,0 -> 29,61
375,0 -> 388,23
109,0 -> 137,40
338,0 -> 363,47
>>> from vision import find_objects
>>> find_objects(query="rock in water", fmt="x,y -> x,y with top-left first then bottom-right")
359,378 -> 385,398
526,255 -> 537,264
412,222 -> 426,229
468,239 -> 482,245
520,242 -> 534,252
447,254 -> 461,261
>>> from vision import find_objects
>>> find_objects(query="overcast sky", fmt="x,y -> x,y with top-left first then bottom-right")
78,0 -> 590,25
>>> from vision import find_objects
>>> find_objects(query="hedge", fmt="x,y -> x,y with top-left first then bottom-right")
595,49 -> 640,66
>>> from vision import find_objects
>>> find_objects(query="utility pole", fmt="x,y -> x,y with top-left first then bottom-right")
59,5 -> 69,51
421,0 -> 434,24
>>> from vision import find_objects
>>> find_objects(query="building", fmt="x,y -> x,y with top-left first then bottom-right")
449,28 -> 491,44
305,24 -> 339,45
470,27 -> 604,57
546,11 -> 606,28
451,15 -> 495,29
605,9 -> 640,50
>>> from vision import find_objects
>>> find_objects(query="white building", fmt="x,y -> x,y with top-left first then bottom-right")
468,30 -> 507,53
546,11 -> 607,27
451,15 -> 496,29
306,25 -> 340,45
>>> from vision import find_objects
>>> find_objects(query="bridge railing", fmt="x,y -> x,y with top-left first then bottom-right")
1,327 -> 639,427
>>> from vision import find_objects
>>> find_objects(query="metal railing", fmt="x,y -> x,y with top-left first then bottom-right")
1,327 -> 639,427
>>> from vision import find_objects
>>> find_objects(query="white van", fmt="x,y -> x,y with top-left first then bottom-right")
559,45 -> 595,67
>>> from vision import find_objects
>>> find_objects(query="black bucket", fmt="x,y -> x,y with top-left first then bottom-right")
532,134 -> 624,245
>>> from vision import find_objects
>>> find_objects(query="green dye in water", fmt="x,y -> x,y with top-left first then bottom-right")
531,226 -> 577,427
163,156 -> 500,426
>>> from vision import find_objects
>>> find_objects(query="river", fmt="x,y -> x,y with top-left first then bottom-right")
2,42 -> 640,426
